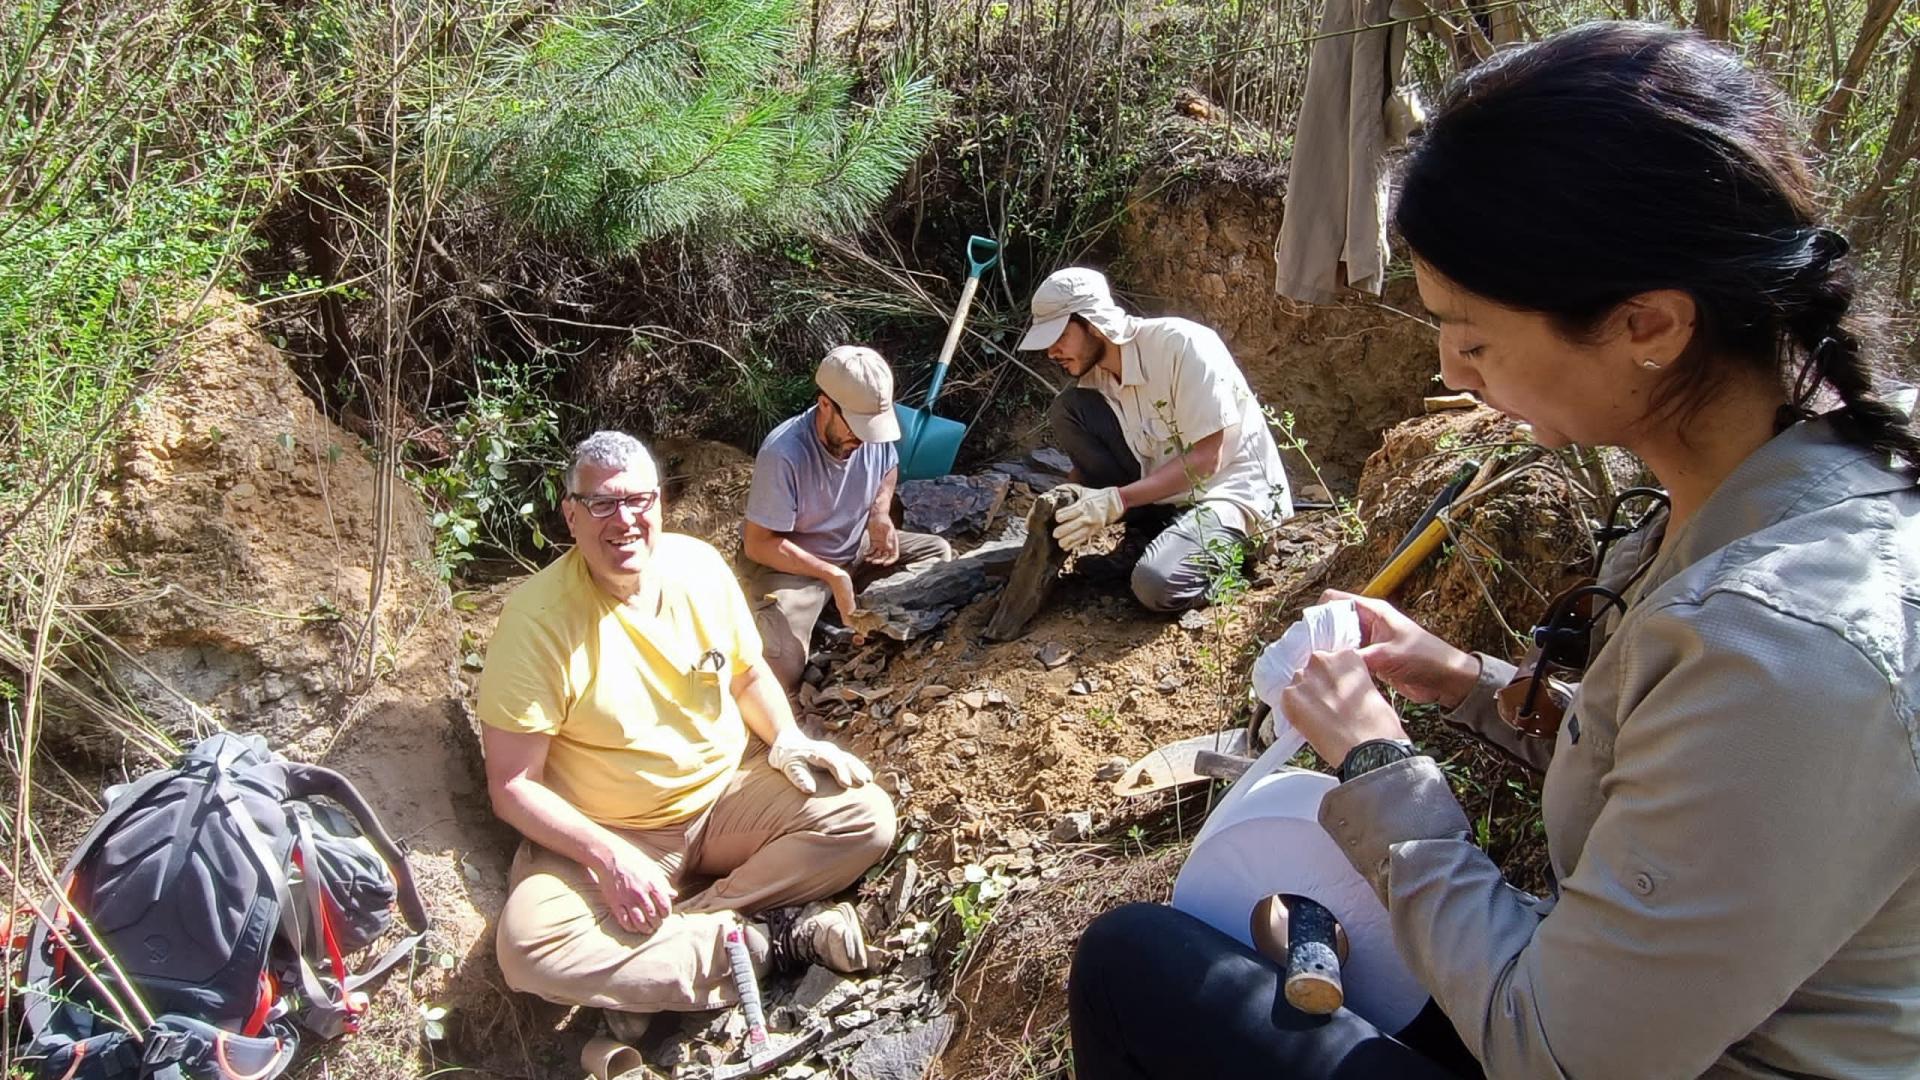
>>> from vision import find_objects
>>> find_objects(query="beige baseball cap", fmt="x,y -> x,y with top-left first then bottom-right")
1018,267 -> 1137,351
816,345 -> 902,443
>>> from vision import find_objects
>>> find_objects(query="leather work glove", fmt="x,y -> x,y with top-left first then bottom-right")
1052,486 -> 1127,551
769,728 -> 873,795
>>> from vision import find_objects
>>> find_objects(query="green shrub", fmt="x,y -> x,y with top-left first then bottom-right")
412,356 -> 577,577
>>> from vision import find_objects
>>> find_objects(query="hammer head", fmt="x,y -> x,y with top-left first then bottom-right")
710,1023 -> 825,1080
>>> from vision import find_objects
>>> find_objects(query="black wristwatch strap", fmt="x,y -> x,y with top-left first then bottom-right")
1337,738 -> 1417,783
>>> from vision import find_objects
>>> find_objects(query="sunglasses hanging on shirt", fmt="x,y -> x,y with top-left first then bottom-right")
1495,487 -> 1669,740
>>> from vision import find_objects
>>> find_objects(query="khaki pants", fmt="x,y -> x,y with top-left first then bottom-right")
746,531 -> 952,689
496,753 -> 896,1013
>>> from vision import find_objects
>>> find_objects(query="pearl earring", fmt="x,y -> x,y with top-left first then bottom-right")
1640,359 -> 1663,370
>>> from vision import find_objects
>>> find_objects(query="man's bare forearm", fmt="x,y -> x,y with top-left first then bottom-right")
870,467 -> 898,521
1118,427 -> 1231,509
493,776 -> 632,872
744,525 -> 846,584
733,659 -> 800,745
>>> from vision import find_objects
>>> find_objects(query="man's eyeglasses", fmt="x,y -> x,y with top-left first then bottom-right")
569,491 -> 660,518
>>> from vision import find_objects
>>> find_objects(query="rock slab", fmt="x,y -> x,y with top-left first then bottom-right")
846,1015 -> 956,1080
988,446 -> 1074,493
898,473 -> 1011,536
984,486 -> 1078,642
854,524 -> 1028,641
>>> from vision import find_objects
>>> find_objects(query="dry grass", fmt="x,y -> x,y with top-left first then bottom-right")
945,844 -> 1190,1080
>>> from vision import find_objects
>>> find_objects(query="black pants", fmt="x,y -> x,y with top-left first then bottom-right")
1069,903 -> 1483,1079
1050,386 -> 1144,491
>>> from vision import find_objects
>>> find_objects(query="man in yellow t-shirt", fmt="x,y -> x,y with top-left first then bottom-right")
479,430 -> 895,1019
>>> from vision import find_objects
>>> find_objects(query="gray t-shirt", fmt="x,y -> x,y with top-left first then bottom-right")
744,406 -> 897,566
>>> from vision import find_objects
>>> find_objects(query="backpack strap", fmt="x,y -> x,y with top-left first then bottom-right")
284,807 -> 423,997
342,927 -> 426,995
280,764 -> 429,1014
278,764 -> 430,934
211,772 -> 342,1035
288,813 -> 365,1039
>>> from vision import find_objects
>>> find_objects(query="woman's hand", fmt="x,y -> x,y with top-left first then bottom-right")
1279,648 -> 1408,767
1322,589 -> 1482,710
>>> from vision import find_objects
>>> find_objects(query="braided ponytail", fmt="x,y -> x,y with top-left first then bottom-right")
1394,24 -> 1920,477
1780,227 -> 1920,470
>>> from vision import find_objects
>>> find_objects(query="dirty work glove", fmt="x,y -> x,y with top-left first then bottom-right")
1052,486 -> 1127,551
769,728 -> 873,795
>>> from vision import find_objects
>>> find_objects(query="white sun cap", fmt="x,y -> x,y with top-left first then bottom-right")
1018,267 -> 1136,351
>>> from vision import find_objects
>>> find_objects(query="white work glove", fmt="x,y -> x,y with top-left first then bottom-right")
1052,486 -> 1127,551
769,728 -> 873,795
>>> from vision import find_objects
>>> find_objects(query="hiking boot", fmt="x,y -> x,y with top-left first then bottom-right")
757,901 -> 870,975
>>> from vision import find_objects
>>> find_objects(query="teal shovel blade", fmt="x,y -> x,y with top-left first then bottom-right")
894,403 -> 966,480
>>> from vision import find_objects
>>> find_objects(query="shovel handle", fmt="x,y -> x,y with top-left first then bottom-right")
967,234 -> 1001,277
923,235 -> 998,406
927,267 -> 986,407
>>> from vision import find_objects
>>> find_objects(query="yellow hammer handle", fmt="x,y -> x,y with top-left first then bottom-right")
1360,455 -> 1503,599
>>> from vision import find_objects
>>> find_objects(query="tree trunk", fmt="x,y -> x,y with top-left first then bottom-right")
1693,0 -> 1732,40
1810,0 -> 1904,153
1843,35 -> 1920,245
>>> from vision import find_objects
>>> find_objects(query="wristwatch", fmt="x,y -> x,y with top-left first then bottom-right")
1337,738 -> 1417,783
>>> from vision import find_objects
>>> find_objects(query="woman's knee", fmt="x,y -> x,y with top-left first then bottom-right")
1072,902 -> 1176,990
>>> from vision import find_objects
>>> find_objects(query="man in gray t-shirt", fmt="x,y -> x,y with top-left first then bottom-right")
742,346 -> 952,690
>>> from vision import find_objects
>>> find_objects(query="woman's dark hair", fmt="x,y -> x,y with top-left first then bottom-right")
1394,21 -> 1920,470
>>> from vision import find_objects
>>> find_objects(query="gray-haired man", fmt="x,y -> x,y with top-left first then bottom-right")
1021,268 -> 1293,610
479,431 -> 894,1019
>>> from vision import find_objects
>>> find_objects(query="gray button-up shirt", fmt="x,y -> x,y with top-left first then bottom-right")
1322,418 -> 1920,1078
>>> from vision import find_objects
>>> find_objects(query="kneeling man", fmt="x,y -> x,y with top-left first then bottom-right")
742,346 -> 952,690
1020,268 -> 1293,611
481,431 -> 895,1018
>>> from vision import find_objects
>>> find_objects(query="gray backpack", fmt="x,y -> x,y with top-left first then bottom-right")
19,732 -> 429,1079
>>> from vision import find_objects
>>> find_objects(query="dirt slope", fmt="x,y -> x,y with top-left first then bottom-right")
1119,161 -> 1439,488
61,296 -> 517,1077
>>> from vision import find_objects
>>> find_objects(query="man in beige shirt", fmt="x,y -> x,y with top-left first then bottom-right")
1020,267 -> 1293,611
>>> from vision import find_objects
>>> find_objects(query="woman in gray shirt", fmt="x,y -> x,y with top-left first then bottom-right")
1071,22 -> 1920,1079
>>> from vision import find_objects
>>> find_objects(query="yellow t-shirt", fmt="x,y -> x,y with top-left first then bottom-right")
476,534 -> 763,830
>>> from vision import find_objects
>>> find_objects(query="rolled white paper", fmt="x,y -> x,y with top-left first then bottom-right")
1173,767 -> 1429,1034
